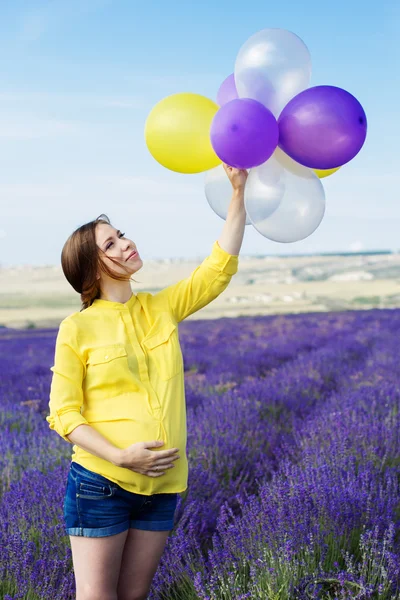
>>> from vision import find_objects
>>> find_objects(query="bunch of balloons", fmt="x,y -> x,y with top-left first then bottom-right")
145,28 -> 367,243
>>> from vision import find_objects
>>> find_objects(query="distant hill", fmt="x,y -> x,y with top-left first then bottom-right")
2,252 -> 400,329
249,250 -> 393,259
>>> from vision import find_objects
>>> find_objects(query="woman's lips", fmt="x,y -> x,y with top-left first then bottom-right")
127,251 -> 138,260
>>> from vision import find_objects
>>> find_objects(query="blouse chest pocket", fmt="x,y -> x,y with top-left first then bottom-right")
87,344 -> 128,366
85,344 -> 129,401
142,320 -> 183,381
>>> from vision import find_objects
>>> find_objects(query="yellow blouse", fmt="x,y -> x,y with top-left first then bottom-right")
46,241 -> 239,496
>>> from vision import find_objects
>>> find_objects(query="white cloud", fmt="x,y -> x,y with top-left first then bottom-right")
323,171 -> 398,219
0,92 -> 145,111
19,11 -> 48,42
18,0 -> 112,43
102,99 -> 142,109
96,175 -> 199,197
349,241 -> 364,252
0,173 -> 202,219
0,183 -> 70,199
0,118 -> 81,139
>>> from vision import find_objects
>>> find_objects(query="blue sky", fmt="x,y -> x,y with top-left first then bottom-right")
0,0 -> 398,267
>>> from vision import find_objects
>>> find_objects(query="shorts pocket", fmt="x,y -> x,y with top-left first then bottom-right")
77,478 -> 114,500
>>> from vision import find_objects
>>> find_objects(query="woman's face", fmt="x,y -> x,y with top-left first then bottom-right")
95,223 -> 143,276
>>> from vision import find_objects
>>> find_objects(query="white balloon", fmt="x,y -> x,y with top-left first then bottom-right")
235,28 -> 312,118
243,158 -> 285,222
245,148 -> 326,243
205,164 -> 252,225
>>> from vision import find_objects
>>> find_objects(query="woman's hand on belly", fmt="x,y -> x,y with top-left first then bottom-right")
117,439 -> 181,477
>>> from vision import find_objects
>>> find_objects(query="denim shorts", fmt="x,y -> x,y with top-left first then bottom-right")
64,461 -> 179,538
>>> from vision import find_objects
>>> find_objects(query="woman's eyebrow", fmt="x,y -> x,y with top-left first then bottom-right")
102,230 -> 121,247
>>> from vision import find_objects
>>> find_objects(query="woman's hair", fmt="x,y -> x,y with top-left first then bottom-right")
61,213 -> 139,311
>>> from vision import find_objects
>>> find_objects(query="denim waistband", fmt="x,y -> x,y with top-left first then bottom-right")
70,461 -> 114,486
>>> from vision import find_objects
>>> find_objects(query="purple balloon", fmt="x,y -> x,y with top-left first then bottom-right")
210,98 -> 279,169
278,85 -> 367,169
216,73 -> 238,106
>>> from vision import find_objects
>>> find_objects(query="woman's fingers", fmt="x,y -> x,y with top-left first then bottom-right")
135,465 -> 175,477
148,462 -> 176,476
132,469 -> 166,477
154,456 -> 179,466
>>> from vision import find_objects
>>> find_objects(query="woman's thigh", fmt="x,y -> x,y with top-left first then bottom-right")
70,530 -> 129,600
117,529 -> 170,600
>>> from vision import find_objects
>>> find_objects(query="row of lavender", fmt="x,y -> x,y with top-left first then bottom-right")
155,310 -> 400,599
0,309 -> 399,599
189,325 -> 400,599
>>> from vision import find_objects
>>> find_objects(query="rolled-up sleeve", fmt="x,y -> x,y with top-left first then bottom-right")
46,318 -> 89,443
154,240 -> 239,323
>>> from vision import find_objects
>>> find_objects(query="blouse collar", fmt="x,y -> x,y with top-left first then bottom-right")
91,292 -> 137,310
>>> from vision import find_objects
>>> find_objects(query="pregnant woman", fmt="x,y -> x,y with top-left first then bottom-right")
46,164 -> 248,600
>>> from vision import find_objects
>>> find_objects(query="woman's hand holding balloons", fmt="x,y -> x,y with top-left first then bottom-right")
222,163 -> 248,193
205,164 -> 253,226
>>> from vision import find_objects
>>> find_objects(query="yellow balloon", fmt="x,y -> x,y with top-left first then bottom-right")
145,93 -> 221,174
313,167 -> 341,179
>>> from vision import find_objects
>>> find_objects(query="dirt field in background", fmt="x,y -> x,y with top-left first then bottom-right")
1,253 -> 400,329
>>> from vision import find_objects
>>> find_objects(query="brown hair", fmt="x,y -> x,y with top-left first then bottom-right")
61,213 -> 139,311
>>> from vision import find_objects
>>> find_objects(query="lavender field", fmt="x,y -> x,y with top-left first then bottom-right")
1,309 -> 399,600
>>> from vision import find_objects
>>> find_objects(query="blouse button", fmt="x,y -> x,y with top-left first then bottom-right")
105,355 -> 109,359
